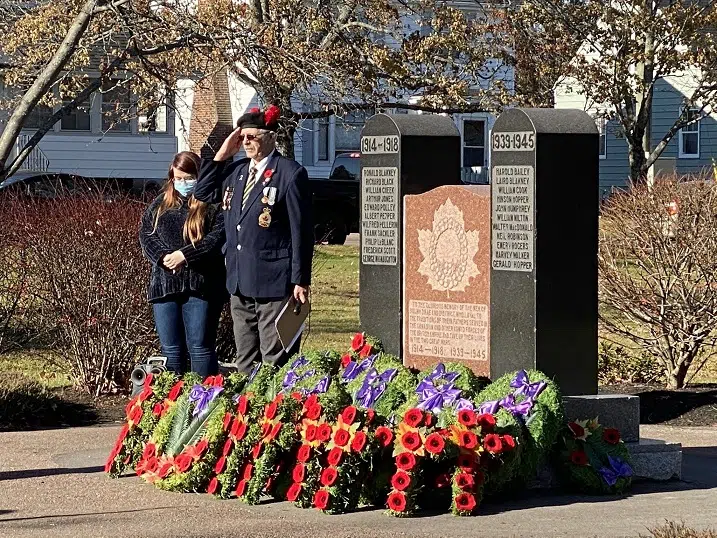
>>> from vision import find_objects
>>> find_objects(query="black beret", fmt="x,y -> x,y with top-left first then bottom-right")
236,105 -> 280,132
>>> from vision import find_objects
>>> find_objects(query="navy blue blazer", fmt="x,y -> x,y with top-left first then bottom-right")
194,151 -> 313,299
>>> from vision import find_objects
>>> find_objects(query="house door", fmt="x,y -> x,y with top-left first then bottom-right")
462,119 -> 487,184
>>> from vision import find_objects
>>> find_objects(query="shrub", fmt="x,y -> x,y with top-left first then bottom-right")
599,176 -> 717,389
598,341 -> 664,385
8,185 -> 158,395
642,522 -> 717,538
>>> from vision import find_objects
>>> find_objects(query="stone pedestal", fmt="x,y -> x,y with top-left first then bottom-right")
563,394 -> 640,443
627,438 -> 682,481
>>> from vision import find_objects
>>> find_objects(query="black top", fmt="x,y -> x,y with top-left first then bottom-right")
139,194 -> 227,302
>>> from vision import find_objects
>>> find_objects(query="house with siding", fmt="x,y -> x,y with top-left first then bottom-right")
555,73 -> 717,199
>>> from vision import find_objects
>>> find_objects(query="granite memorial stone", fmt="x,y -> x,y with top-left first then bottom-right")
490,108 -> 599,396
402,185 -> 491,375
359,114 -> 462,355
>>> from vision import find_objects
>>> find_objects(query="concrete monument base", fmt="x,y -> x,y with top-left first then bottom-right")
563,394 -> 640,443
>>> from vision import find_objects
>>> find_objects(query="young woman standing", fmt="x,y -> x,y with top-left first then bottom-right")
139,151 -> 226,377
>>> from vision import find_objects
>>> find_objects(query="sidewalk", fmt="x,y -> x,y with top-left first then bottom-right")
0,424 -> 715,538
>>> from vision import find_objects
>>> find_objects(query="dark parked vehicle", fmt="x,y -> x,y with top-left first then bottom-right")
310,152 -> 360,245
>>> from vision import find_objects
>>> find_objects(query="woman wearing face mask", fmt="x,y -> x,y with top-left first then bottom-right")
139,151 -> 227,377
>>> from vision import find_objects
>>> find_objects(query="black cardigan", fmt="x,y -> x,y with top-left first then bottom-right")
139,195 -> 227,302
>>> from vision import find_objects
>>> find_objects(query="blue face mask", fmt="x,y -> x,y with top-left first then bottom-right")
174,178 -> 197,197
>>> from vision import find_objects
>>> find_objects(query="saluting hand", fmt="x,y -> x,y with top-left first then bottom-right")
214,128 -> 244,162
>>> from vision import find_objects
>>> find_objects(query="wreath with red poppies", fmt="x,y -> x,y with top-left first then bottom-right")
554,418 -> 633,495
105,371 -> 194,477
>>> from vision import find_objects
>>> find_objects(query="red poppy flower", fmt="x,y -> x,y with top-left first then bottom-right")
175,453 -> 193,473
568,421 -> 585,439
570,450 -> 589,466
304,394 -> 319,409
270,422 -> 282,440
455,493 -> 477,512
291,463 -> 306,483
435,472 -> 451,488
152,403 -> 162,417
104,454 -> 115,474
351,431 -> 367,453
459,431 -> 478,450
143,456 -> 158,474
265,402 -> 278,420
375,426 -> 394,447
305,424 -> 317,442
214,456 -> 227,474
235,479 -> 248,497
333,428 -> 351,447
424,413 -> 434,427
305,404 -> 322,421
395,452 -> 416,471
167,381 -> 184,401
502,434 -> 516,451
222,438 -> 234,457
139,385 -> 153,403
314,489 -> 330,510
273,393 -> 284,404
230,418 -> 241,437
455,472 -> 475,491
401,431 -> 422,452
287,482 -> 302,502
327,447 -> 343,466
243,463 -> 254,480
251,443 -> 262,459
387,491 -> 407,512
235,422 -> 247,441
483,433 -> 503,454
117,424 -> 129,443
222,412 -> 233,431
603,428 -> 621,445
390,471 -> 411,491
477,413 -> 496,432
458,409 -> 478,427
342,406 -> 358,424
260,422 -> 272,438
457,452 -> 477,471
203,375 -> 215,386
403,408 -> 424,428
195,440 -> 209,458
365,409 -> 375,424
144,372 -> 154,387
424,433 -> 445,455
340,354 -> 352,368
157,461 -> 174,478
263,169 -> 274,179
129,405 -> 143,425
236,395 -> 249,415
297,444 -> 312,463
351,332 -> 365,351
359,344 -> 373,357
207,477 -> 219,495
317,423 -> 332,442
142,442 -> 156,461
125,397 -> 138,417
320,467 -> 338,487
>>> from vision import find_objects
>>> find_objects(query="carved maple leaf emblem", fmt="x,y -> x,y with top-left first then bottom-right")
417,198 -> 480,293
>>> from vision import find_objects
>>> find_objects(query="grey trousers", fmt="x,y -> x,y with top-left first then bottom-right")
229,292 -> 300,374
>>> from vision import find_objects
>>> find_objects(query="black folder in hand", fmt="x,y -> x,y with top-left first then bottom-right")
275,297 -> 310,351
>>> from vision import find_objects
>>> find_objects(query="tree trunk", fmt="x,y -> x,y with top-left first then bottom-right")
274,94 -> 296,160
628,140 -> 648,185
0,0 -> 100,178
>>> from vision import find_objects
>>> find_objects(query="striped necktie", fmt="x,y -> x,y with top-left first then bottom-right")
242,166 -> 258,210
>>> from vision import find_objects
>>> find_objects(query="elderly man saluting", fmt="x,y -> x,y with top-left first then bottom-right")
193,105 -> 313,373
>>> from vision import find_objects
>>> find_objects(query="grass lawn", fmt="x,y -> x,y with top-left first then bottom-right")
1,243 -> 715,390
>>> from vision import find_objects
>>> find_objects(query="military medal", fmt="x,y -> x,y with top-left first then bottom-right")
222,186 -> 234,210
258,207 -> 272,228
262,186 -> 277,206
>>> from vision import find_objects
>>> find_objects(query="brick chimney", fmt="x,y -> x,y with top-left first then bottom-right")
188,69 -> 234,159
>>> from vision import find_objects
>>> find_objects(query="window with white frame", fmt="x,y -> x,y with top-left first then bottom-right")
463,119 -> 486,168
596,117 -> 607,159
678,107 -> 700,158
60,91 -> 92,132
101,81 -> 131,132
317,116 -> 329,161
24,103 -> 54,130
335,109 -> 371,157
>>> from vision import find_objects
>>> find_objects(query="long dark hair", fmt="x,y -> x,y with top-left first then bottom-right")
152,151 -> 208,245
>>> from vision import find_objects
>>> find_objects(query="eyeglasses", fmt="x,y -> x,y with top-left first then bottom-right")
241,132 -> 270,142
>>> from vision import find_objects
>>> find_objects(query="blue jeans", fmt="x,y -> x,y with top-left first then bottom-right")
152,294 -> 223,378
